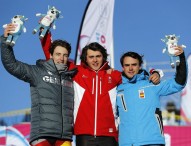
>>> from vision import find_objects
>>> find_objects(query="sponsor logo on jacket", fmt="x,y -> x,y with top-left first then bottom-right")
43,76 -> 73,88
138,89 -> 145,99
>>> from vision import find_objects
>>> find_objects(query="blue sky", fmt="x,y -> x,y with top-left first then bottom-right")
0,0 -> 191,113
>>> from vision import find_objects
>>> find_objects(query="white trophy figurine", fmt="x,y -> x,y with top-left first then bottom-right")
3,15 -> 28,47
161,34 -> 186,68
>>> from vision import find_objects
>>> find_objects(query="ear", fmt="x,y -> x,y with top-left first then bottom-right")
48,5 -> 51,10
50,54 -> 53,58
161,39 -> 165,42
177,35 -> 180,40
122,66 -> 125,71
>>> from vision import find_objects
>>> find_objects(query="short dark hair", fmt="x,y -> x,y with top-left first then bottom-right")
120,51 -> 143,66
49,40 -> 71,56
80,42 -> 108,64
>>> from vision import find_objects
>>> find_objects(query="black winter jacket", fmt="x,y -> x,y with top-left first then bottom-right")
1,36 -> 76,143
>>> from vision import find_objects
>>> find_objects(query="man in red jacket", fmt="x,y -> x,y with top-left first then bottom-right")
40,32 -> 161,146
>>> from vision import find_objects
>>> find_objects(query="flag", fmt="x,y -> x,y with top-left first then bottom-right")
75,0 -> 115,67
181,54 -> 191,125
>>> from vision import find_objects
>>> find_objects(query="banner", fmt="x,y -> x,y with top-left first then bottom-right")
0,123 -> 30,146
0,126 -> 6,145
164,126 -> 191,146
75,0 -> 115,67
0,123 -> 77,146
2,124 -> 191,146
181,54 -> 191,125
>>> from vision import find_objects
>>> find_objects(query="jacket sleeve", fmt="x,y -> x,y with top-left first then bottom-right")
40,31 -> 52,60
149,69 -> 164,78
112,70 -> 122,85
155,52 -> 187,96
1,35 -> 36,84
175,53 -> 187,85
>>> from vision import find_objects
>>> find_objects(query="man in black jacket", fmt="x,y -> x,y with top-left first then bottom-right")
1,24 -> 77,146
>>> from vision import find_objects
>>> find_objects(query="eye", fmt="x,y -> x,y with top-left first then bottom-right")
55,53 -> 60,56
63,54 -> 69,57
124,64 -> 129,67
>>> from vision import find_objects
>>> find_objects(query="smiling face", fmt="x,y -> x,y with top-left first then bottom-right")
86,49 -> 104,71
50,46 -> 69,65
122,56 -> 141,79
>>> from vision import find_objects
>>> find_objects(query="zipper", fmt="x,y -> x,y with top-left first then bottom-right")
155,114 -> 164,135
119,94 -> 127,111
90,63 -> 106,137
155,108 -> 164,136
60,74 -> 63,137
92,78 -> 95,94
100,77 -> 102,94
94,72 -> 99,136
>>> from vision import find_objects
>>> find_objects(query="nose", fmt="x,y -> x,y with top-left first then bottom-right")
59,55 -> 64,61
129,65 -> 133,70
62,56 -> 65,60
92,56 -> 97,62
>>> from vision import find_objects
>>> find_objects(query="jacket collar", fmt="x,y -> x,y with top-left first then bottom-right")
122,69 -> 149,83
36,59 -> 57,73
80,61 -> 110,72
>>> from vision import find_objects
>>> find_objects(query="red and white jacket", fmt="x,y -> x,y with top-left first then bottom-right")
40,32 -> 122,139
73,62 -> 121,139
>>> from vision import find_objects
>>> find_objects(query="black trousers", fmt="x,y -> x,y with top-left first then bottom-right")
76,135 -> 118,146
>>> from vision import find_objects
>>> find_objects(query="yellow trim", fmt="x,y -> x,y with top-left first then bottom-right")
0,108 -> 31,118
61,141 -> 71,146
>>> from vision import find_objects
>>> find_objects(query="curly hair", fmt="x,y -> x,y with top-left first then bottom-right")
80,42 -> 108,64
49,39 -> 71,56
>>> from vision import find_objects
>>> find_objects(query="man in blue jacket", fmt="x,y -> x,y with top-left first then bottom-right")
116,48 -> 187,146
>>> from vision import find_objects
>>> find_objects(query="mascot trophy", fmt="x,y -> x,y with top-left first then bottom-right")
161,34 -> 186,68
3,15 -> 28,47
33,5 -> 63,39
